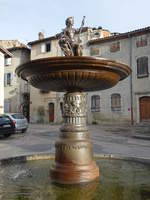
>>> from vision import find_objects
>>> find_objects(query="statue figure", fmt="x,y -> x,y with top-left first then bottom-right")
59,16 -> 85,56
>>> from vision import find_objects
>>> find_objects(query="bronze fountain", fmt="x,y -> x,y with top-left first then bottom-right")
16,17 -> 131,184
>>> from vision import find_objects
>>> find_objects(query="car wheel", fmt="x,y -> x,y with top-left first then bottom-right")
4,133 -> 11,138
22,129 -> 27,133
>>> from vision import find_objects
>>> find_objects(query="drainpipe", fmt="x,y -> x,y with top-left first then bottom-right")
128,33 -> 134,125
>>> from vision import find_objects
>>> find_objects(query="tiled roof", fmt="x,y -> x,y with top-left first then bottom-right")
7,46 -> 30,51
28,27 -> 89,46
28,36 -> 57,46
0,46 -> 12,57
87,26 -> 150,45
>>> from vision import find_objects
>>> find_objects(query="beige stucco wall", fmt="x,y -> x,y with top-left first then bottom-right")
131,34 -> 150,122
30,39 -> 62,60
30,87 -> 63,124
30,38 -> 62,123
86,38 -> 131,124
87,34 -> 150,124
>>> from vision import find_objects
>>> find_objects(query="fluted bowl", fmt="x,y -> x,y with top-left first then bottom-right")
16,56 -> 131,92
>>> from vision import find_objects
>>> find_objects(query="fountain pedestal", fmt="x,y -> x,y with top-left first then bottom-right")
50,92 -> 99,184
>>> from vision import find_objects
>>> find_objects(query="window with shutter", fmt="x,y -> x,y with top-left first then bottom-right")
4,73 -> 13,86
90,47 -> 100,56
10,73 -> 13,86
110,41 -> 120,53
136,36 -> 147,48
5,58 -> 12,66
111,93 -> 121,111
7,73 -> 11,86
91,95 -> 100,112
137,57 -> 149,78
4,74 -> 7,87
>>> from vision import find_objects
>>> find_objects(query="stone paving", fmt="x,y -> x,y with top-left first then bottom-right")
0,123 -> 150,160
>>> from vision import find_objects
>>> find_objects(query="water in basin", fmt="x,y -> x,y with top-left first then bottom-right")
0,158 -> 150,200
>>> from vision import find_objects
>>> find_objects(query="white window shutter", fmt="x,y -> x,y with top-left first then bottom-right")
4,74 -> 7,87
5,58 -> 12,66
10,73 -> 13,86
41,43 -> 46,53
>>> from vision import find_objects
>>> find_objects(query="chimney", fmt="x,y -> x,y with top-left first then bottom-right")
38,32 -> 44,40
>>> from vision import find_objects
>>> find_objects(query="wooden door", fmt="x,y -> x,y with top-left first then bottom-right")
49,103 -> 54,123
140,97 -> 150,122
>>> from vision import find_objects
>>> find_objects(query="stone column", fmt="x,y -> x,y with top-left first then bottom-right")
50,92 -> 99,184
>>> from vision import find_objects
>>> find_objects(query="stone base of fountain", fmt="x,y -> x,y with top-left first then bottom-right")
50,92 -> 99,184
50,157 -> 99,184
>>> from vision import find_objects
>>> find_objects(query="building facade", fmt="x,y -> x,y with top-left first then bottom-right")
87,27 -> 150,124
1,40 -> 30,120
28,27 -> 150,124
0,46 -> 12,114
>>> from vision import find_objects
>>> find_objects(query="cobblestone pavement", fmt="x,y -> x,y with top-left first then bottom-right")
0,123 -> 150,160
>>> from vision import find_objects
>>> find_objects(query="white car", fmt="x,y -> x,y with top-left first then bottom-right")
5,113 -> 28,133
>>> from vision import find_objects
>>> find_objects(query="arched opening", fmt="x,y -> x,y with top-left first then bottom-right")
139,96 -> 150,122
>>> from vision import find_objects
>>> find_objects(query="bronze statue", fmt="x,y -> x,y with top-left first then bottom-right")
59,16 -> 85,56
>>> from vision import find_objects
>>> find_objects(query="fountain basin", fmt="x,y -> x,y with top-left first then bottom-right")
0,155 -> 150,200
16,56 -> 131,92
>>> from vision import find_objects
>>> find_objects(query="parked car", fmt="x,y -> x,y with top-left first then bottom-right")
0,114 -> 15,137
5,113 -> 28,133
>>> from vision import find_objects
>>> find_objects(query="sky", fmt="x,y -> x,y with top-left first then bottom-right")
0,0 -> 150,44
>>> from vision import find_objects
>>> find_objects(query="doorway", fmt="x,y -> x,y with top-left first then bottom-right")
49,103 -> 54,123
139,96 -> 150,122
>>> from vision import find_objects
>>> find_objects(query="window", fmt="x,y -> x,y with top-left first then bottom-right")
4,73 -> 13,86
40,42 -> 51,53
110,41 -> 120,53
40,43 -> 46,53
136,36 -> 147,48
12,114 -> 25,119
111,93 -> 121,111
91,95 -> 100,112
137,57 -> 149,78
46,43 -> 51,52
5,58 -> 11,66
90,47 -> 100,56
91,31 -> 101,39
4,99 -> 10,112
